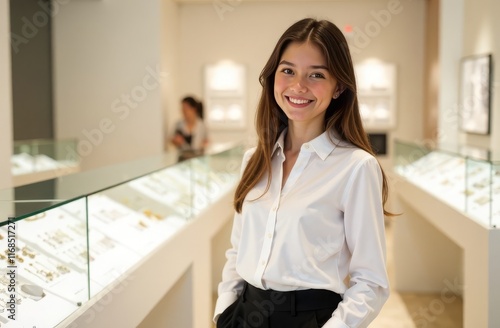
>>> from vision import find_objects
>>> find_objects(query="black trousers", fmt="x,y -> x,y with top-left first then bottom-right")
217,282 -> 342,328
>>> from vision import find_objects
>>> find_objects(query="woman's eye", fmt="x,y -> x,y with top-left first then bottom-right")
311,73 -> 325,79
282,68 -> 293,75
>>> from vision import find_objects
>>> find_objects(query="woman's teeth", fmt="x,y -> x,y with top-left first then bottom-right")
289,97 -> 311,105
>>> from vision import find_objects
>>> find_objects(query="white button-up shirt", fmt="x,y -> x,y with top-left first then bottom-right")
215,129 -> 389,328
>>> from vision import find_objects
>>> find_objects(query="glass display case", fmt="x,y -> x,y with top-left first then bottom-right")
394,140 -> 499,228
11,139 -> 81,187
0,144 -> 244,327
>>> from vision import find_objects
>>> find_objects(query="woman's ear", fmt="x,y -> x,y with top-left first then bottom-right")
333,85 -> 345,99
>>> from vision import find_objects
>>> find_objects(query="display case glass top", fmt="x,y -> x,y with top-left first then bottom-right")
0,144 -> 244,326
394,140 -> 499,228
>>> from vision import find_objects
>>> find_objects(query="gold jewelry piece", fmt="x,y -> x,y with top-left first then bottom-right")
138,220 -> 148,229
26,212 -> 46,221
28,263 -> 57,282
143,209 -> 163,220
56,265 -> 70,274
463,189 -> 474,196
22,246 -> 36,259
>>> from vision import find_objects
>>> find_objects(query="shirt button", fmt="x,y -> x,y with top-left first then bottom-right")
272,206 -> 277,211
267,233 -> 272,238
304,144 -> 310,149
261,261 -> 265,266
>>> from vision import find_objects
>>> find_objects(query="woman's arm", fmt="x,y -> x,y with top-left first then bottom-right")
326,156 -> 390,328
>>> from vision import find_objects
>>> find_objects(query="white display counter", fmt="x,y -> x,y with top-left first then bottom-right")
393,141 -> 500,328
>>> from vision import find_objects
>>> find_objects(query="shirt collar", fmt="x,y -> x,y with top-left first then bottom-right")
271,128 -> 341,161
272,129 -> 286,156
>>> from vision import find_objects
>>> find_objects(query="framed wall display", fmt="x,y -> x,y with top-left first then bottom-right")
204,61 -> 246,130
459,54 -> 492,135
355,61 -> 397,130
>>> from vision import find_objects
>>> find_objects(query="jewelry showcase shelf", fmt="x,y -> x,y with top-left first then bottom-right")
0,144 -> 244,327
392,140 -> 500,328
394,140 -> 499,228
11,139 -> 81,187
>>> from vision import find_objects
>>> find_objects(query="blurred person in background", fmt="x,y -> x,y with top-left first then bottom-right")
171,96 -> 209,160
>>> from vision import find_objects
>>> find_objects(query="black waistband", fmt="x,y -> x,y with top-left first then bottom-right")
242,282 -> 342,314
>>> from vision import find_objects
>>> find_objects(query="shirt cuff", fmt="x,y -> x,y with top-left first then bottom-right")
213,291 -> 238,323
322,316 -> 349,328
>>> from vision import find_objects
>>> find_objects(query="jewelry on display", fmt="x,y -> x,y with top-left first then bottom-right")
56,265 -> 71,274
91,237 -> 116,255
26,264 -> 55,283
472,179 -> 490,189
94,208 -> 127,223
463,189 -> 474,196
26,212 -> 46,221
21,246 -> 36,259
142,209 -> 163,220
66,247 -> 95,264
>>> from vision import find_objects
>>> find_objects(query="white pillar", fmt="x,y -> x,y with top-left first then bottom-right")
438,0 -> 464,148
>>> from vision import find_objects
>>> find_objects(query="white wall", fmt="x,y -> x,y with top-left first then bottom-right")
161,0 -> 181,150
52,0 -> 164,170
438,0 -> 500,155
177,0 -> 426,150
0,0 -> 13,189
457,0 -> 500,153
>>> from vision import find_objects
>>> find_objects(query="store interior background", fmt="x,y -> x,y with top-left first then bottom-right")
1,0 -> 500,187
0,0 -> 499,326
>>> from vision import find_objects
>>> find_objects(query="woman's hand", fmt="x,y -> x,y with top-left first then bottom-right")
172,133 -> 185,147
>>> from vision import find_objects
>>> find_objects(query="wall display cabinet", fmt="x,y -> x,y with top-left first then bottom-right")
393,140 -> 500,327
204,61 -> 246,130
355,61 -> 397,130
0,145 -> 244,327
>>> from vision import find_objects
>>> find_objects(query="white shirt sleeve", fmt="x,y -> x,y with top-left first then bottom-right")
327,156 -> 390,327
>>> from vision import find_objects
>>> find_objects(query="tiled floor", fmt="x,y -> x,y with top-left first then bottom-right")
399,292 -> 463,328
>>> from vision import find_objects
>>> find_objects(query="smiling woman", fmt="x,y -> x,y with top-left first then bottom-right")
214,18 -> 394,328
274,42 -> 339,130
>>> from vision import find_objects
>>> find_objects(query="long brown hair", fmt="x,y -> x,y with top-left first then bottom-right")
234,18 -> 393,216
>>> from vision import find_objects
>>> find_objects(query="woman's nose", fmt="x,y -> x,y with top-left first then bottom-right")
290,76 -> 307,93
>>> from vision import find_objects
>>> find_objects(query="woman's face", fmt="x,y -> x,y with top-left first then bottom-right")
274,41 -> 338,128
182,101 -> 198,122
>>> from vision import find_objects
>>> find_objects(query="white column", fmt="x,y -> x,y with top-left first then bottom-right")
438,0 -> 464,148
